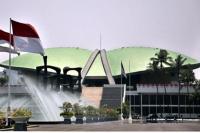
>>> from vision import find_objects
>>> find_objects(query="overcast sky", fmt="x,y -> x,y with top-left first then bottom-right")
0,0 -> 200,63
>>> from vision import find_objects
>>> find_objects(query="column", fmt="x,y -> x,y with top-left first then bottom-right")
140,93 -> 143,123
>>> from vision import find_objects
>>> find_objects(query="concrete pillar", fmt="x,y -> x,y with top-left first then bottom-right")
148,95 -> 150,115
140,93 -> 143,123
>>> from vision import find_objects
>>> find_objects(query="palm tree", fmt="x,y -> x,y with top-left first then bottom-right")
150,49 -> 172,115
169,55 -> 187,118
192,80 -> 200,114
179,67 -> 195,117
148,60 -> 159,115
192,80 -> 200,101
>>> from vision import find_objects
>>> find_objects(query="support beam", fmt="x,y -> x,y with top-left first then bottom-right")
100,49 -> 115,84
81,49 -> 100,84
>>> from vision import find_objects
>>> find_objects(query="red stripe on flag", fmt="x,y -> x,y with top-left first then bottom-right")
0,29 -> 14,45
11,20 -> 40,38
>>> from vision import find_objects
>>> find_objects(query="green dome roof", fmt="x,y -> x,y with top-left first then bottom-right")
1,47 -> 198,76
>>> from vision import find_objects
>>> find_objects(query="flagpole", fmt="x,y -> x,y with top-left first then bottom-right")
99,32 -> 102,50
120,65 -> 123,120
6,18 -> 12,126
128,60 -> 132,123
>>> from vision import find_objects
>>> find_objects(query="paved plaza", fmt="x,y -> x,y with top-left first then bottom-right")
28,120 -> 200,131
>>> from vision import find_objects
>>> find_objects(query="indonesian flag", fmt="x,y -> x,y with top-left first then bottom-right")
11,19 -> 44,55
0,29 -> 18,54
0,29 -> 13,45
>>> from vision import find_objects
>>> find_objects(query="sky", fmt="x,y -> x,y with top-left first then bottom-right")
0,0 -> 200,77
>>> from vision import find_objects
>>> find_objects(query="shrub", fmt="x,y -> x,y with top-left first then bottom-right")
11,108 -> 32,118
0,111 -> 6,129
99,106 -> 118,118
73,103 -> 84,117
60,112 -> 74,117
85,105 -> 99,117
0,76 -> 8,86
60,102 -> 73,117
106,108 -> 118,118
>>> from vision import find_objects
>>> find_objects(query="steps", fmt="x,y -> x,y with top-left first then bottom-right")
100,84 -> 125,108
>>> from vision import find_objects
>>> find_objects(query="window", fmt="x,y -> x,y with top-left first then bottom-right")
157,95 -> 163,105
135,95 -> 141,105
150,95 -> 156,104
172,107 -> 178,113
172,95 -> 178,105
142,95 -> 149,105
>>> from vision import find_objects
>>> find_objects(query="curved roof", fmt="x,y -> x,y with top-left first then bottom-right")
107,47 -> 198,76
1,47 -> 198,76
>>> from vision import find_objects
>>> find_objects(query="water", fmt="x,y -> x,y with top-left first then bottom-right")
0,70 -> 92,121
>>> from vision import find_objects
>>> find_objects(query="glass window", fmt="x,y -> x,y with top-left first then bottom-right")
143,107 -> 149,116
142,95 -> 149,104
150,107 -> 156,114
187,106 -> 192,114
172,95 -> 178,105
135,107 -> 141,115
165,107 -> 171,113
172,107 -> 178,113
157,95 -> 163,105
165,95 -> 170,105
150,95 -> 156,105
157,106 -> 163,113
180,107 -> 185,113
135,95 -> 141,105
194,107 -> 199,114
180,95 -> 185,105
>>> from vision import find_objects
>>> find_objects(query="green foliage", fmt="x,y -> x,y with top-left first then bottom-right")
60,102 -> 73,117
180,67 -> 195,85
73,103 -> 84,116
117,102 -> 130,118
0,111 -> 6,129
61,102 -> 72,112
105,108 -> 118,118
0,76 -> 8,86
85,105 -> 98,117
0,111 -> 5,119
99,105 -> 118,118
60,112 -> 74,117
191,80 -> 200,101
150,49 -> 172,69
11,108 -> 32,118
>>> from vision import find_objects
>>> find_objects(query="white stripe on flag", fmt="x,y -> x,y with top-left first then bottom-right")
14,36 -> 44,55
0,40 -> 9,44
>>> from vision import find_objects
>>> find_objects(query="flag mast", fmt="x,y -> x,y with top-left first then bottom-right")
6,18 -> 12,126
120,61 -> 123,120
128,60 -> 132,123
99,32 -> 102,50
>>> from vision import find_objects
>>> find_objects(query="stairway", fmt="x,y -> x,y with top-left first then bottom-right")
100,84 -> 125,108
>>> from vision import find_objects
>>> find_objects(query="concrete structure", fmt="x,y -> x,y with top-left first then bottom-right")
0,46 -> 200,120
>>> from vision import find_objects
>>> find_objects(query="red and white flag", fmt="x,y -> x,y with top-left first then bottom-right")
0,29 -> 13,44
11,19 -> 44,55
0,29 -> 18,54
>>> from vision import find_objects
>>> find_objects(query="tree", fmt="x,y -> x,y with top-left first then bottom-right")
150,49 -> 172,69
169,54 -> 187,118
192,80 -> 200,102
148,60 -> 159,114
150,49 -> 172,114
179,67 -> 195,117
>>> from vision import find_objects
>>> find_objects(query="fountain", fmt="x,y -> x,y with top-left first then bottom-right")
0,56 -> 93,122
